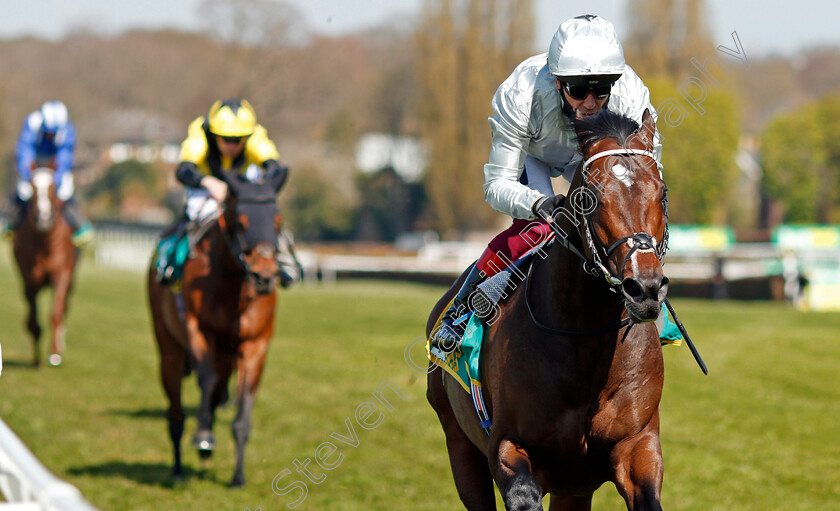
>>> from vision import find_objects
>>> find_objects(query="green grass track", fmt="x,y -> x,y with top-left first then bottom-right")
0,246 -> 839,510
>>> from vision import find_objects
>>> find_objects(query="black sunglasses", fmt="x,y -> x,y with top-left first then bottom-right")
220,136 -> 246,145
560,80 -> 613,100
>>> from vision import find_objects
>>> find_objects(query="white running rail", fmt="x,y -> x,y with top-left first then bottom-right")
0,418 -> 99,510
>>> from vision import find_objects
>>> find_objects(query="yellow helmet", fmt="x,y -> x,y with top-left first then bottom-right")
207,98 -> 257,137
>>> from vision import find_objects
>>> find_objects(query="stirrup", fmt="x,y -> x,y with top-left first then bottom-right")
156,265 -> 177,286
431,312 -> 470,350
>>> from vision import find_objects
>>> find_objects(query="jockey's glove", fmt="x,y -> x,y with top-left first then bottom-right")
532,194 -> 566,222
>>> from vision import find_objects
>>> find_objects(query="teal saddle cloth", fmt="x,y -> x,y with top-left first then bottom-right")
429,302 -> 681,393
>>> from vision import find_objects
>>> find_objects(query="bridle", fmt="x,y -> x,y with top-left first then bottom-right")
574,148 -> 668,290
524,147 -> 668,335
216,196 -> 280,293
524,147 -> 706,373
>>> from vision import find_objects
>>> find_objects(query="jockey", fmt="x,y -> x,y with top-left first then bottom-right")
175,98 -> 288,222
7,101 -> 93,245
433,14 -> 663,345
156,98 -> 291,285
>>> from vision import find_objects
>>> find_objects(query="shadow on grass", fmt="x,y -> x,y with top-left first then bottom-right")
1,359 -> 38,370
67,461 -> 217,488
107,406 -> 198,420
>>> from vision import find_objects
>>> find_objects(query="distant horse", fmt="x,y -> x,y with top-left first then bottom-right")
13,167 -> 79,367
427,110 -> 670,510
147,170 -> 284,486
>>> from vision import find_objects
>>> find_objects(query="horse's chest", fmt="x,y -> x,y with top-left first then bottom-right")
198,294 -> 274,339
588,388 -> 660,444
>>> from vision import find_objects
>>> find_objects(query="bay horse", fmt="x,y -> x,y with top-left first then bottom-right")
13,167 -> 79,367
427,110 -> 670,510
147,169 -> 284,486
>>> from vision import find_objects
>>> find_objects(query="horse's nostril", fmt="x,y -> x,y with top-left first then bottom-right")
622,278 -> 643,301
624,275 -> 667,303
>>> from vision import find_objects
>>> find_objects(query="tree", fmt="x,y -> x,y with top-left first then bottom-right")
85,159 -> 168,220
416,0 -> 534,234
625,0 -> 714,79
199,0 -> 307,47
355,167 -> 428,241
647,78 -> 741,224
280,163 -> 356,241
760,94 -> 840,223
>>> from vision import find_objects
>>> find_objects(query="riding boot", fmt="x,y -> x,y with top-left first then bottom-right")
63,199 -> 93,246
155,221 -> 187,285
431,264 -> 487,349
279,268 -> 295,288
4,197 -> 27,239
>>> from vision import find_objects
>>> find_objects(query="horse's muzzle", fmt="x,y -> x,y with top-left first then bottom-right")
244,243 -> 279,294
250,272 -> 277,295
621,274 -> 669,322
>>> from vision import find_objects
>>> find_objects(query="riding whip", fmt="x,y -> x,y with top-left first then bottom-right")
664,298 -> 708,375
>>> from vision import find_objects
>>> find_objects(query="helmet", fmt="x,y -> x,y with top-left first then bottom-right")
40,101 -> 69,133
547,15 -> 625,86
207,98 -> 257,137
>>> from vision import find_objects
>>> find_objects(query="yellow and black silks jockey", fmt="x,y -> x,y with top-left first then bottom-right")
176,98 -> 287,221
154,98 -> 289,285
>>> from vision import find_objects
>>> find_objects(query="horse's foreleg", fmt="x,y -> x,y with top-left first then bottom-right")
151,272 -> 188,482
230,337 -> 269,487
211,351 -> 235,413
491,438 -> 543,511
611,420 -> 664,511
189,325 -> 218,459
24,285 -> 41,367
48,274 -> 72,366
160,346 -> 187,481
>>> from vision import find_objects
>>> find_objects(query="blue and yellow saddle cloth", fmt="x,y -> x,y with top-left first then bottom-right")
427,295 -> 682,395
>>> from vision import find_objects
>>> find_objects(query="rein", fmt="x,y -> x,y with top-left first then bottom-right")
524,253 -> 631,336
525,147 -> 706,372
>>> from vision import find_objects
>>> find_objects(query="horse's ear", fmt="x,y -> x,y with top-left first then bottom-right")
639,108 -> 656,148
270,165 -> 289,194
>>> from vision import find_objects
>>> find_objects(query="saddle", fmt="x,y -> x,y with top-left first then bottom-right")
153,217 -> 215,286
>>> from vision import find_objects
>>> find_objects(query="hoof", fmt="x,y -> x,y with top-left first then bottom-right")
191,431 -> 215,452
230,474 -> 245,487
48,354 -> 62,366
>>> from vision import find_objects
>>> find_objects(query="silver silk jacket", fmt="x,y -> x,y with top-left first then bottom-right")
483,53 -> 663,220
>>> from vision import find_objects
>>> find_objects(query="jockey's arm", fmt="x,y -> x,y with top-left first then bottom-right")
483,85 -> 545,221
262,159 -> 288,192
15,120 -> 38,182
53,123 -> 77,187
175,161 -> 228,203
245,125 -> 284,191
174,161 -> 204,189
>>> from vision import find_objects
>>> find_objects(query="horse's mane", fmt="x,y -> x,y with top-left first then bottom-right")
573,110 -> 641,154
